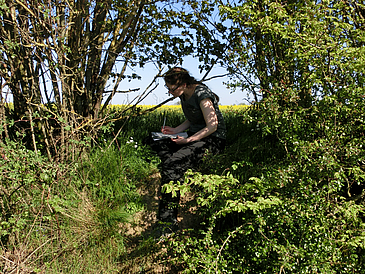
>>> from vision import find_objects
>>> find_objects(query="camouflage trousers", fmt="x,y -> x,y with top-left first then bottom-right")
144,133 -> 226,223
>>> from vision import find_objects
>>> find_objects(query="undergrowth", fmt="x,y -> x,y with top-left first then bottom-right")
0,136 -> 156,273
1,101 -> 365,273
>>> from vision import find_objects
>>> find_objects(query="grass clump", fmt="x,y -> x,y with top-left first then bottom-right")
0,137 -> 154,273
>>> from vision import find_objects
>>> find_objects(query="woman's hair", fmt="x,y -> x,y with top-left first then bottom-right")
163,67 -> 200,86
163,67 -> 220,102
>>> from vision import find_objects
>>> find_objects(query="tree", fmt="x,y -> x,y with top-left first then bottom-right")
2,0 -> 146,119
215,0 -> 365,104
0,0 -> 227,160
1,1 -> 154,159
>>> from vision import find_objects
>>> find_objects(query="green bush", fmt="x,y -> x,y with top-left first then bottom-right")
160,92 -> 365,273
2,93 -> 364,273
0,140 -> 59,246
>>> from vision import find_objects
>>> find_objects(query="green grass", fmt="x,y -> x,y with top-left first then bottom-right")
0,136 -> 157,273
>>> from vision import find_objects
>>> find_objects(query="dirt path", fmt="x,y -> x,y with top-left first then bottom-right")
119,173 -> 199,273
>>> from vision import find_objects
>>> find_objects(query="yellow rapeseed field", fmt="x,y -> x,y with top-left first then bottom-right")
107,104 -> 250,112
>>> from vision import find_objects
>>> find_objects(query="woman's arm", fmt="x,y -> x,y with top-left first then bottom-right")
173,98 -> 218,144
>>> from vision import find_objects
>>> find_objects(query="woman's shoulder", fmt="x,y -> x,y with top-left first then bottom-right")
195,84 -> 215,101
195,83 -> 210,91
195,84 -> 212,95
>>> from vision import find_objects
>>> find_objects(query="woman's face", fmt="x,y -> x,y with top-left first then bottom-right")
165,83 -> 184,97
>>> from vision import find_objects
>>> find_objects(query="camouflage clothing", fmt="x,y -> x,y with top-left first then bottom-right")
145,133 -> 225,223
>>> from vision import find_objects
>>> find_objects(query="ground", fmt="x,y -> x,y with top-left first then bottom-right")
119,172 -> 200,273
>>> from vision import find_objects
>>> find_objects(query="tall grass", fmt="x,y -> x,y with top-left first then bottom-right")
0,138 -> 156,273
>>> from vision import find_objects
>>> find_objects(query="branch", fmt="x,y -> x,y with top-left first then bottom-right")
139,96 -> 176,115
202,73 -> 229,82
103,88 -> 140,94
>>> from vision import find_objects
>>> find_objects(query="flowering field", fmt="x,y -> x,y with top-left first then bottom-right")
107,104 -> 250,112
3,103 -> 249,115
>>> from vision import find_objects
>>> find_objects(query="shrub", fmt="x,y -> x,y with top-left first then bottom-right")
160,93 -> 365,273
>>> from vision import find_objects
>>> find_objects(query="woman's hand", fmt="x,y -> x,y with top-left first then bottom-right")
161,126 -> 189,145
161,126 -> 176,134
171,135 -> 188,145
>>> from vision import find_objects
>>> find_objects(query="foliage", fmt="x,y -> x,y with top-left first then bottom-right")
0,103 -> 258,273
0,138 -> 148,273
217,0 -> 365,105
161,98 -> 365,273
0,140 -> 59,246
1,0 -> 365,272
1,97 -> 364,272
155,1 -> 365,273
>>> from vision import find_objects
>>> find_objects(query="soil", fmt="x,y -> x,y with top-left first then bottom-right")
119,172 -> 200,274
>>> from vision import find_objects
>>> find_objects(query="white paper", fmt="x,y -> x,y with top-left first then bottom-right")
151,132 -> 188,141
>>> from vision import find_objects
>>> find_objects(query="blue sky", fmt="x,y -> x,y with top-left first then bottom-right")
107,56 -> 248,106
2,58 -> 248,106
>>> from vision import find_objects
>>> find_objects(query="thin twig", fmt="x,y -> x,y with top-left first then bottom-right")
214,224 -> 243,272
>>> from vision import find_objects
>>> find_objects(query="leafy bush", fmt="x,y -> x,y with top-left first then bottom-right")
153,2 -> 364,271
0,140 -> 60,245
159,93 -> 365,273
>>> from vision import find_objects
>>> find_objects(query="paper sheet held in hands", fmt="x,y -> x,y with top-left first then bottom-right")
151,132 -> 188,141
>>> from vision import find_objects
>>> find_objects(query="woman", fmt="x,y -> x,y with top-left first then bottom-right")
146,67 -> 226,234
